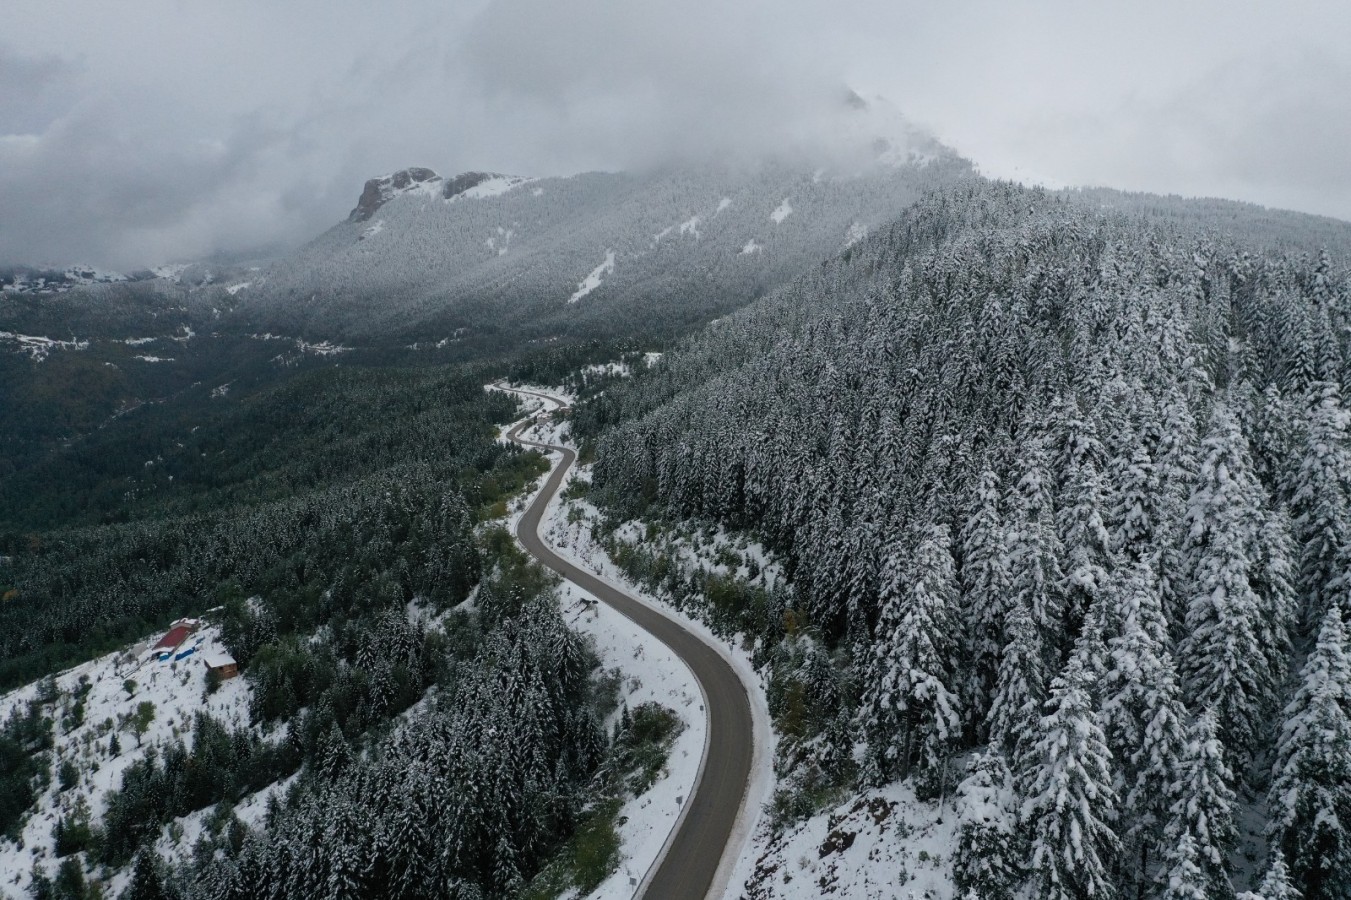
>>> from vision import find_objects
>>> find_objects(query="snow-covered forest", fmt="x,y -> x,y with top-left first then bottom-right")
583,180 -> 1351,898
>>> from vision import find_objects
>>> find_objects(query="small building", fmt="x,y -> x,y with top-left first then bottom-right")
151,618 -> 200,661
203,651 -> 239,681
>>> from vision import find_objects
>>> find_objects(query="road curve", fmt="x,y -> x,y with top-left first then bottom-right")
502,388 -> 755,900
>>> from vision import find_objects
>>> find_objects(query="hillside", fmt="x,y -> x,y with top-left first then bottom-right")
231,114 -> 970,343
579,180 -> 1351,898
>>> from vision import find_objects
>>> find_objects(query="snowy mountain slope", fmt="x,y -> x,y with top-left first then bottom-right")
237,109 -> 971,341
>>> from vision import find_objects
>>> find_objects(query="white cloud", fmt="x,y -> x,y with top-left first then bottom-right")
1,0 -> 1348,267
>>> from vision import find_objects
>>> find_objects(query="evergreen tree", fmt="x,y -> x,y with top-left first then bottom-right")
121,850 -> 170,900
1022,655 -> 1120,900
1179,404 -> 1271,762
985,596 -> 1045,780
1102,561 -> 1187,891
1007,436 -> 1067,660
862,525 -> 961,788
953,751 -> 1022,900
1291,382 -> 1351,631
959,468 -> 1013,735
1269,607 -> 1351,900
1166,711 -> 1238,898
1162,830 -> 1213,900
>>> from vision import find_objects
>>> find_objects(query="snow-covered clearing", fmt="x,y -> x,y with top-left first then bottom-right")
678,216 -> 702,239
453,175 -> 534,200
223,281 -> 252,295
845,222 -> 868,247
133,355 -> 175,363
0,331 -> 89,362
716,197 -> 733,216
741,782 -> 960,900
740,240 -> 764,256
360,219 -> 385,241
0,624 -> 254,898
770,200 -> 793,224
569,250 -> 616,303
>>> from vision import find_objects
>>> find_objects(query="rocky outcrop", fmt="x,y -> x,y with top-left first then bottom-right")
441,172 -> 501,200
349,168 -> 442,222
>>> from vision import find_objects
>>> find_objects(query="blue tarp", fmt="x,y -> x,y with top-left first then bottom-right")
174,646 -> 198,661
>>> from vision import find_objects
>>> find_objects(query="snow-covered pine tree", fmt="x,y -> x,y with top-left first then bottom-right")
1290,381 -> 1351,631
1022,654 -> 1120,900
959,468 -> 1013,736
1151,389 -> 1201,635
1179,404 -> 1272,763
1162,830 -> 1214,900
953,750 -> 1022,900
1268,606 -> 1351,900
1058,449 -> 1116,641
985,590 -> 1045,780
1166,710 -> 1238,898
1242,855 -> 1303,900
1006,434 -> 1067,664
862,524 -> 961,791
1109,443 -> 1161,563
1102,560 -> 1188,892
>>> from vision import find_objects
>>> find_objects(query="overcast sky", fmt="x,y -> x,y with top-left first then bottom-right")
3,0 -> 1349,269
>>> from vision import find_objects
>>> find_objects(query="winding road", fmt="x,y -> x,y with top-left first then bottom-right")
501,386 -> 756,900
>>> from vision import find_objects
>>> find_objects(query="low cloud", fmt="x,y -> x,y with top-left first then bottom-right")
1,0 -> 1348,269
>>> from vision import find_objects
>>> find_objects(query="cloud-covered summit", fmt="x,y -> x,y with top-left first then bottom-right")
1,0 -> 1348,269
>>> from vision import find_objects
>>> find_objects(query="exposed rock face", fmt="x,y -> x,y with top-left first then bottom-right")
349,167 -> 441,222
441,171 -> 500,200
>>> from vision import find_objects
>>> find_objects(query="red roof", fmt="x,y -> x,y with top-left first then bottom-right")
154,625 -> 192,650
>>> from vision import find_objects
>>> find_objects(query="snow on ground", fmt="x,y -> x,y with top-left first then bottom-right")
453,175 -> 534,200
844,223 -> 868,248
569,250 -> 616,304
224,281 -> 252,295
151,264 -> 189,281
652,226 -> 674,245
769,200 -> 793,224
133,355 -> 175,363
740,240 -> 764,256
643,352 -> 662,368
485,226 -> 514,256
582,361 -> 632,379
0,331 -> 90,362
716,197 -> 733,216
295,339 -> 351,356
0,624 -> 254,898
678,216 -> 702,239
492,384 -> 774,900
360,219 -> 385,241
119,337 -> 157,346
740,782 -> 959,900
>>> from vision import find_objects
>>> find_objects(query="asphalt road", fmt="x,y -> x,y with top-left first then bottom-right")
504,392 -> 755,900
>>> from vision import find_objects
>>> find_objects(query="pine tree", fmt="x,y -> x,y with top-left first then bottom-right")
1269,607 -> 1351,900
985,596 -> 1045,779
1102,561 -> 1187,891
1162,830 -> 1213,900
1022,655 -> 1120,900
1109,443 -> 1161,563
120,850 -> 170,900
953,751 -> 1022,900
863,525 -> 961,788
1166,711 -> 1238,898
1058,453 -> 1116,639
1179,404 -> 1271,762
1007,436 -> 1066,660
959,468 -> 1013,734
1246,855 -> 1303,900
1291,381 -> 1351,631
